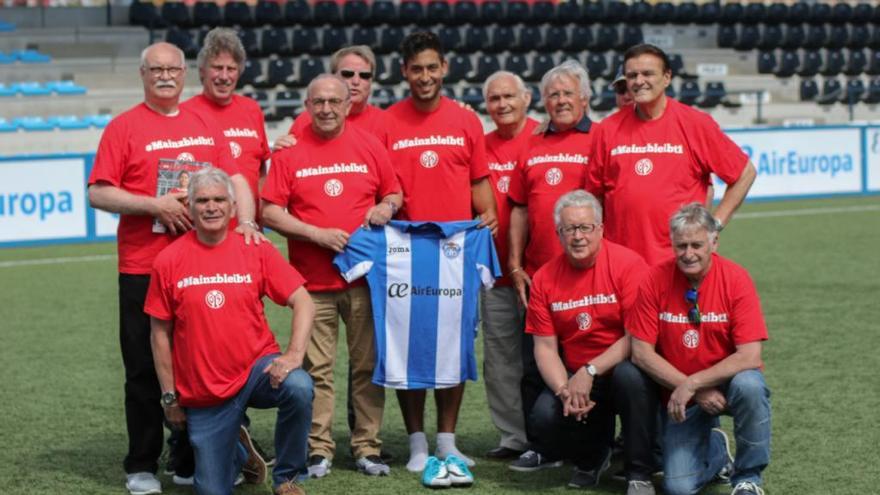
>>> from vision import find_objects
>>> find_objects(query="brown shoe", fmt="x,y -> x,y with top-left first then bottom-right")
239,425 -> 268,484
275,480 -> 305,495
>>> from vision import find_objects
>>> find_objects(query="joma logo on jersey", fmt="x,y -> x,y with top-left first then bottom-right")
387,245 -> 411,255
442,242 -> 461,259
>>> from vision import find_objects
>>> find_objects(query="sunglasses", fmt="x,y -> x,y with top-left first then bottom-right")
684,288 -> 701,325
339,69 -> 373,80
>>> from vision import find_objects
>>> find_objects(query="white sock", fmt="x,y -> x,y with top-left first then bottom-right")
406,431 -> 429,472
435,432 -> 475,467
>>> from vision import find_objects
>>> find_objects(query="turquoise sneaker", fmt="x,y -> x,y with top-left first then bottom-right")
444,454 -> 474,487
421,456 -> 451,488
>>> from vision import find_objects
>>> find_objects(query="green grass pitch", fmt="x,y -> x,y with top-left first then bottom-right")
0,196 -> 877,494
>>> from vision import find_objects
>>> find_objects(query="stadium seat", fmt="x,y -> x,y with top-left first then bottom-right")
224,1 -> 254,27
377,27 -> 405,55
238,59 -> 263,88
262,27 -> 291,56
543,26 -> 568,53
284,0 -> 311,25
799,78 -> 819,101
696,1 -> 721,25
48,115 -> 90,131
718,2 -> 743,25
619,26 -> 643,51
0,51 -> 14,64
426,1 -> 452,25
757,51 -> 777,75
161,2 -> 191,28
735,25 -> 760,51
0,117 -> 18,132
14,116 -> 54,132
193,1 -> 222,27
605,1 -> 629,23
664,83 -> 676,99
852,4 -> 874,25
808,3 -> 831,25
527,84 -> 542,110
843,79 -> 865,103
514,26 -> 542,53
673,1 -> 698,25
590,85 -> 617,112
266,58 -> 294,87
586,53 -> 608,80
274,90 -> 301,119
607,53 -> 625,80
830,2 -> 853,24
319,27 -> 348,55
822,50 -> 846,76
462,26 -> 488,54
291,27 -> 318,55
342,0 -> 369,25
787,1 -> 808,24
460,86 -> 484,110
583,1 -> 605,23
528,54 -> 555,82
863,78 -> 880,103
650,1 -> 674,24
759,25 -> 783,51
446,54 -> 472,83
849,25 -> 869,50
870,27 -> 880,51
567,26 -> 592,53
677,80 -> 701,105
505,1 -> 530,25
804,25 -> 827,50
741,2 -> 766,24
449,0 -> 477,25
378,56 -> 402,85
668,53 -> 687,78
817,78 -> 842,105
478,1 -> 503,26
371,87 -> 396,109
504,54 -> 528,76
18,82 -> 51,96
351,27 -> 377,49
532,1 -> 555,24
781,25 -> 805,50
313,0 -> 342,25
48,81 -> 87,95
398,1 -> 424,25
765,2 -> 788,24
555,0 -> 581,25
88,114 -> 113,128
826,26 -> 848,50
469,54 -> 501,83
254,0 -> 282,27
592,26 -> 618,52
775,50 -> 799,78
243,89 -> 269,109
237,28 -> 260,57
130,1 -> 162,28
0,82 -> 18,96
438,27 -> 462,53
440,87 -> 456,101
867,51 -> 880,76
488,26 -> 514,53
698,81 -> 726,108
798,50 -> 822,78
717,25 -> 737,49
296,59 -> 325,87
845,50 -> 867,76
165,28 -> 198,59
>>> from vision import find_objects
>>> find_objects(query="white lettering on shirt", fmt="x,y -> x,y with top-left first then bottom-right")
550,293 -> 617,312
392,135 -> 466,151
145,136 -> 215,152
610,143 -> 684,156
295,162 -> 369,178
223,127 -> 260,139
526,153 -> 589,166
177,272 -> 253,289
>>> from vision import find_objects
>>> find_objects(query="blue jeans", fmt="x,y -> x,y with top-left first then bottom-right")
186,354 -> 313,495
662,370 -> 771,495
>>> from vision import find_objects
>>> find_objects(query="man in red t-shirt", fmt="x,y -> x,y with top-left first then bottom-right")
480,70 -> 538,461
524,190 -> 658,493
586,44 -> 756,266
182,28 -> 270,219
146,168 -> 314,495
262,74 -> 402,479
379,31 -> 497,472
87,42 -> 261,495
629,203 -> 771,495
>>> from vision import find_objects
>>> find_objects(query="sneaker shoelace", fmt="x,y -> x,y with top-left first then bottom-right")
733,481 -> 765,495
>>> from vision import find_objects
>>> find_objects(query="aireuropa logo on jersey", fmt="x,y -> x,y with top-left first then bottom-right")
0,157 -> 87,243
387,283 -> 463,298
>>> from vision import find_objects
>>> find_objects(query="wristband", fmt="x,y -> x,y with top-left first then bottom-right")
383,200 -> 399,215
509,267 -> 523,275
713,216 -> 724,232
241,220 -> 259,230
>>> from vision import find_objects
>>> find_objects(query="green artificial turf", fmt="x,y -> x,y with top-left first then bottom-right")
0,196 -> 877,494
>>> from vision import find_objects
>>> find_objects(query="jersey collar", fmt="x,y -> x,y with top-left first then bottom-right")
546,115 -> 592,135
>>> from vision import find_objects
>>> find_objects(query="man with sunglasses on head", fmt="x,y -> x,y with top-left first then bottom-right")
524,190 -> 658,494
262,74 -> 402,480
629,203 -> 771,495
586,43 -> 756,266
88,41 -> 260,495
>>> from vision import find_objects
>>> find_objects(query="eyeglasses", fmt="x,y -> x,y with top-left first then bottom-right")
339,69 -> 373,80
685,288 -> 701,325
147,66 -> 184,77
545,89 -> 577,102
559,224 -> 599,236
309,97 -> 347,108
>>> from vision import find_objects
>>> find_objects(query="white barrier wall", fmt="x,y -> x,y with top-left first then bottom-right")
2,125 -> 878,247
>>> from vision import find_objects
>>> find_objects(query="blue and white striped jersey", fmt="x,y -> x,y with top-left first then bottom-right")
334,220 -> 500,389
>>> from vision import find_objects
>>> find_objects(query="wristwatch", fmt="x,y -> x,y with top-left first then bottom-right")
584,363 -> 598,378
241,220 -> 259,230
161,391 -> 178,407
383,199 -> 399,215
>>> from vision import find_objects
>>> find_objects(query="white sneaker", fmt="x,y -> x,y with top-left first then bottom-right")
356,455 -> 391,476
444,455 -> 474,487
171,474 -> 193,486
125,472 -> 161,495
307,455 -> 332,478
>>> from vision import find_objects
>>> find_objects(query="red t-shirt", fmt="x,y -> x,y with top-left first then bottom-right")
485,118 -> 539,287
89,103 -> 240,274
585,99 -> 748,265
381,97 -> 489,221
526,240 -> 647,373
182,94 -> 270,210
508,122 -> 598,276
144,231 -> 305,407
627,253 -> 768,381
261,125 -> 400,292
289,103 -> 385,140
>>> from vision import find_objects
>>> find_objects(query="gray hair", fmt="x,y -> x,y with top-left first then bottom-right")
540,59 -> 592,102
330,45 -> 377,74
196,27 -> 246,71
553,189 -> 603,228
669,202 -> 720,241
306,73 -> 351,100
482,70 -> 528,101
188,167 -> 235,215
140,42 -> 185,69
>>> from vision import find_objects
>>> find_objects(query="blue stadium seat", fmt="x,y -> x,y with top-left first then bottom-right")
426,1 -> 452,26
441,87 -> 456,101
296,58 -> 325,87
583,1 -> 605,23
787,1 -> 808,24
843,79 -> 865,103
351,27 -> 377,49
47,80 -> 87,95
452,0 -> 478,25
283,0 -> 311,25
798,50 -> 822,78
313,0 -> 341,25
830,2 -> 853,24
274,90 -> 301,120
319,27 -> 348,55
224,1 -> 254,27
504,53 -> 528,75
555,0 -> 581,25
650,1 -> 674,24
757,51 -> 777,75
867,51 -> 880,76
677,80 -> 701,105
514,26 -> 542,53
719,2 -> 743,25
438,27 -> 462,53
817,78 -> 842,105
0,117 -> 17,132
808,3 -> 831,25
238,59 -> 263,88
192,1 -> 222,27
799,78 -> 818,101
50,115 -> 91,130
487,26 -> 514,54
469,54 -> 501,83
0,51 -> 15,64
717,25 -> 737,49
378,55 -> 402,85
15,50 -> 52,63
398,1 -> 424,25
852,4 -> 873,25
531,1 -> 555,24
759,25 -> 783,51
864,78 -> 880,103
673,1 -> 698,25
88,114 -> 113,128
668,53 -> 686,78
377,27 -> 405,55
266,58 -> 294,87
567,26 -> 592,52
505,1 -> 530,25
0,82 -> 18,96
446,54 -> 472,83
590,85 -> 616,112
161,2 -> 191,28
822,50 -> 845,76
242,89 -> 269,109
528,54 -> 555,82
827,26 -> 848,50
237,28 -> 260,57
741,2 -> 766,24
775,50 -> 799,78
698,82 -> 726,108
478,1 -> 503,26
291,27 -> 318,55
343,0 -> 369,25
804,25 -> 827,50
765,2 -> 788,24
607,53 -> 624,80
165,28 -> 198,58
605,1 -> 629,23
460,86 -> 484,110
870,27 -> 880,51
130,1 -> 162,28
262,27 -> 291,56
368,0 -> 396,26
543,26 -> 568,53
255,0 -> 282,26
585,52 -> 608,80
14,116 -> 54,132
735,25 -> 760,51
849,25 -> 869,50
696,1 -> 720,25
527,84 -> 542,110
845,50 -> 867,76
781,25 -> 805,50
619,26 -> 643,51
592,26 -> 618,52
462,26 -> 488,54
371,87 -> 396,109
18,82 -> 52,96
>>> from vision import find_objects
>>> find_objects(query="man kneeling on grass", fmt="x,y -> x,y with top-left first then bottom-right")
146,167 -> 315,495
629,203 -> 771,495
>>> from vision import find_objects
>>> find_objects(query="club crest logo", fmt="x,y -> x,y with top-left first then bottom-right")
229,141 -> 242,159
545,167 -> 563,185
205,289 -> 225,309
176,152 -> 195,163
682,329 -> 700,349
634,158 -> 653,176
420,150 -> 439,169
497,176 -> 511,193
442,241 -> 462,259
324,179 -> 343,197
576,312 -> 592,331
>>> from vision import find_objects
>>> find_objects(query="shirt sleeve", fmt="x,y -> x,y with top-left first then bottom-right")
472,226 -> 501,289
687,111 -> 749,185
260,242 -> 306,306
617,251 -> 649,315
89,117 -> 128,186
260,151 -> 293,207
372,139 -> 402,199
506,157 -> 527,205
525,268 -> 554,336
626,270 -> 661,344
210,126 -> 241,177
333,226 -> 379,283
584,124 -> 607,200
289,112 -> 308,138
467,115 -> 490,182
729,267 -> 769,345
143,261 -> 173,321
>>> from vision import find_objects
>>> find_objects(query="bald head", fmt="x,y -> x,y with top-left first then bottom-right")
140,42 -> 186,112
307,74 -> 351,139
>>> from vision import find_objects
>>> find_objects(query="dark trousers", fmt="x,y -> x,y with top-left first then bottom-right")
612,360 -> 660,481
119,274 -> 193,475
520,331 -> 545,445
